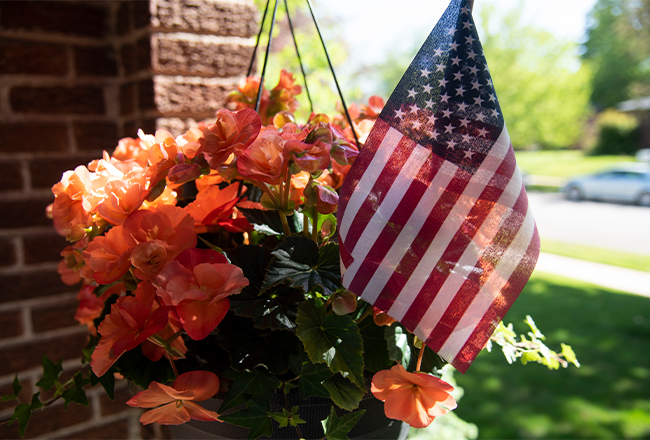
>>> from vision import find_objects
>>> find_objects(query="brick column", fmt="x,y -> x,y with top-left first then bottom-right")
0,1 -> 256,438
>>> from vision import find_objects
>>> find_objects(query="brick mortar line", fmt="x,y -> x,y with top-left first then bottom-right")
0,75 -> 120,88
0,189 -> 53,201
0,325 -> 87,351
0,292 -> 77,314
0,30 -> 118,47
153,31 -> 255,46
0,261 -> 61,277
34,410 -> 141,440
0,226 -> 60,237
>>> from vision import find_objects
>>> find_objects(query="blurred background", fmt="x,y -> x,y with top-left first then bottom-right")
1,0 -> 649,438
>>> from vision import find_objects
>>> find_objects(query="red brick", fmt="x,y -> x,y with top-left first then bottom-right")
0,310 -> 23,340
0,269 -> 70,304
133,1 -> 152,29
100,383 -> 136,416
29,155 -> 99,189
74,46 -> 118,77
136,36 -> 152,72
0,122 -> 68,153
23,232 -> 68,265
152,0 -> 257,37
0,1 -> 110,39
10,86 -> 105,115
138,78 -> 156,111
0,397 -> 93,439
66,419 -> 131,439
0,378 -> 32,413
73,121 -> 119,152
0,237 -> 17,267
0,161 -> 23,192
0,332 -> 88,378
0,39 -> 68,75
0,198 -> 53,229
31,299 -> 78,333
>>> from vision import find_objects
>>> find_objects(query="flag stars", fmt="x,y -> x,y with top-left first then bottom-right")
490,108 -> 499,117
440,93 -> 450,103
447,140 -> 458,150
428,114 -> 438,124
461,133 -> 472,144
464,149 -> 475,159
475,112 -> 486,122
468,65 -> 479,75
434,48 -> 444,57
394,108 -> 405,120
438,77 -> 449,88
458,102 -> 469,113
488,93 -> 496,102
436,63 -> 446,73
460,5 -> 471,14
420,68 -> 431,78
408,89 -> 418,99
459,118 -> 470,128
471,80 -> 480,90
474,95 -> 484,106
425,98 -> 435,108
453,71 -> 463,82
444,123 -> 454,134
456,84 -> 466,95
412,120 -> 422,130
422,84 -> 433,94
450,41 -> 460,51
446,27 -> 456,36
462,21 -> 473,30
477,127 -> 489,137
467,50 -> 477,60
465,35 -> 476,45
451,56 -> 462,66
442,109 -> 452,118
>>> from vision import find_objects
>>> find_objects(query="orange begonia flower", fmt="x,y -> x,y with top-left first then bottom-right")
184,183 -> 252,234
371,364 -> 457,429
126,371 -> 221,425
97,178 -> 147,226
284,139 -> 331,174
154,248 -> 249,341
91,282 -> 169,377
372,307 -> 397,327
237,129 -> 287,185
82,225 -> 133,284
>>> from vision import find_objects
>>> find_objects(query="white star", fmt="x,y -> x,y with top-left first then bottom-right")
475,112 -> 486,122
440,93 -> 450,103
395,109 -> 405,120
420,68 -> 431,78
425,98 -> 435,108
474,96 -> 484,106
444,123 -> 454,134
463,21 -> 473,30
408,89 -> 418,99
423,84 -> 433,94
464,149 -> 475,159
491,108 -> 499,117
459,117 -> 470,127
487,78 -> 494,87
458,102 -> 468,113
488,93 -> 496,102
477,127 -> 489,137
467,50 -> 477,60
438,77 -> 449,88
436,63 -> 446,73
471,80 -> 480,90
447,140 -> 458,150
428,114 -> 438,124
442,109 -> 452,118
465,35 -> 476,45
456,85 -> 466,95
412,120 -> 422,130
451,56 -> 462,66
461,133 -> 472,144
453,71 -> 463,81
447,27 -> 456,35
469,65 -> 479,75
460,6 -> 471,15
450,41 -> 460,51
434,48 -> 444,57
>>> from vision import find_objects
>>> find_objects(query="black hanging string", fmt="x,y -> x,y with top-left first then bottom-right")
304,0 -> 359,146
255,0 -> 280,113
284,0 -> 314,114
247,0 -> 271,77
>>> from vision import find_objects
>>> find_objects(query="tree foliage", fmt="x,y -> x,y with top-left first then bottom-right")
582,0 -> 650,109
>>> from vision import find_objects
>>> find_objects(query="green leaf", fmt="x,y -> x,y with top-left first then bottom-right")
288,353 -> 333,399
9,403 -> 32,438
384,324 -> 412,368
35,355 -> 63,392
219,368 -> 281,413
1,376 -> 22,402
520,351 -> 542,365
29,392 -> 44,411
525,315 -> 545,340
198,236 -> 226,255
269,406 -> 306,428
62,387 -> 89,409
230,285 -> 304,331
322,406 -> 366,440
90,371 -> 115,400
359,316 -> 392,372
561,343 -> 581,368
261,236 -> 341,295
296,299 -> 364,389
420,346 -> 448,374
226,245 -> 273,290
238,208 -> 302,236
219,399 -> 273,440
321,374 -> 365,412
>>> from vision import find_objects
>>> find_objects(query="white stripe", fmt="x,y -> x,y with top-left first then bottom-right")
388,127 -> 512,321
339,128 -> 404,243
413,167 -> 523,340
359,160 -> 458,302
437,205 -> 537,363
342,145 -> 431,287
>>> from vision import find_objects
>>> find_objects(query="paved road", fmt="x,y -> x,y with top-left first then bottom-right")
527,192 -> 650,256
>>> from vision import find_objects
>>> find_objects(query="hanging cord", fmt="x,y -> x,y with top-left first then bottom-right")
305,0 -> 359,146
247,0 -> 271,77
255,0 -> 281,113
468,0 -> 475,11
284,0 -> 314,114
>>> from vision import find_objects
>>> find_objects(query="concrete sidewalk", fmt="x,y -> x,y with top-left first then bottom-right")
534,252 -> 650,298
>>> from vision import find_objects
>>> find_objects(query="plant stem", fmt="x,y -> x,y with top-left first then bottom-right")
169,359 -> 179,378
355,306 -> 372,324
303,212 -> 310,237
311,209 -> 318,243
416,344 -> 425,372
279,211 -> 291,236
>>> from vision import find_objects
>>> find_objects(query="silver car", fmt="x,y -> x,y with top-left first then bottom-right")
562,163 -> 650,207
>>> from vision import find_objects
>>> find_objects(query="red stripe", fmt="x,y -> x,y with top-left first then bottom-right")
337,119 -> 390,218
343,134 -> 417,254
347,154 -> 446,296
451,229 -> 540,374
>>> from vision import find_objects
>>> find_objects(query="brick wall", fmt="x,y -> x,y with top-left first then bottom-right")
0,0 -> 256,438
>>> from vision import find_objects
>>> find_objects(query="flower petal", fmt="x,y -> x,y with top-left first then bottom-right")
128,382 -> 194,408
184,401 -> 221,422
139,402 -> 191,425
176,299 -> 230,340
173,371 -> 220,401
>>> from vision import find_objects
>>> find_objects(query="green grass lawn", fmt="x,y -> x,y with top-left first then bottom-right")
453,272 -> 650,439
515,150 -> 636,178
541,240 -> 650,273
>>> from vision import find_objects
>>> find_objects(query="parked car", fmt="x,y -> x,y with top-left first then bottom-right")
562,163 -> 650,207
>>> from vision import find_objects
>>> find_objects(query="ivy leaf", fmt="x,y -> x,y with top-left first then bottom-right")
384,324 -> 412,368
561,343 -> 581,368
230,285 -> 304,331
35,355 -> 63,392
9,393 -> 43,438
226,245 -> 273,290
90,371 -> 115,400
1,376 -> 22,402
288,354 -> 333,399
321,375 -> 365,412
296,299 -> 364,389
359,317 -> 392,372
261,236 -> 341,295
322,406 -> 366,440
269,406 -> 306,428
219,399 -> 273,440
219,368 -> 281,413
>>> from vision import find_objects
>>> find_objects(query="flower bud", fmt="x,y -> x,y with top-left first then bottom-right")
331,291 -> 357,315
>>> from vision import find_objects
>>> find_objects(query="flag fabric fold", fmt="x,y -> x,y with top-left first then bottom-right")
337,0 -> 540,373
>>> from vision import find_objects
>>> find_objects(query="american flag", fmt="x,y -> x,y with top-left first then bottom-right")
337,0 -> 540,373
